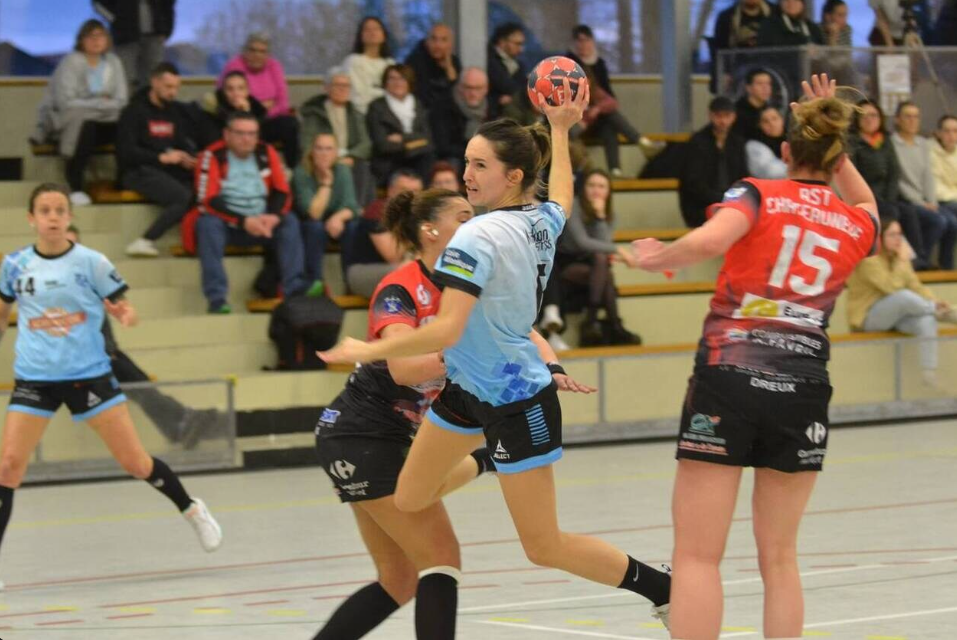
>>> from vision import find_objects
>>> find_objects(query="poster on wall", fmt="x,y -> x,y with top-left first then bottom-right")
877,54 -> 912,116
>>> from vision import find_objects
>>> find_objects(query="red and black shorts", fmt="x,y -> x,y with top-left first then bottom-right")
677,365 -> 832,472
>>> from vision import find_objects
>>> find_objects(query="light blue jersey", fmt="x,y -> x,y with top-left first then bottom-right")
0,243 -> 128,381
432,202 -> 566,406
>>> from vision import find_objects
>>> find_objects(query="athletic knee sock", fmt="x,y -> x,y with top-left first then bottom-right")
312,581 -> 399,640
415,566 -> 459,639
0,485 -> 14,551
618,555 -> 671,607
145,457 -> 194,512
469,447 -> 494,475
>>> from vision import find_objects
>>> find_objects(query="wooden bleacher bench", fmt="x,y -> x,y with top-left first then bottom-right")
613,228 -> 687,242
169,245 -> 265,258
585,132 -> 691,146
246,295 -> 368,314
31,142 -> 115,156
88,181 -> 146,204
611,178 -> 678,191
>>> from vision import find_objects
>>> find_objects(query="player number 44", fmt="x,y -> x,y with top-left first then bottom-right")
769,225 -> 840,296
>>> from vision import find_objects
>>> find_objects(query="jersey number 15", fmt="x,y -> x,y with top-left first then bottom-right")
769,225 -> 840,296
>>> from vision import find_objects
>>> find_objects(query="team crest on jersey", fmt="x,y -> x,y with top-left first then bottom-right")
416,284 -> 432,306
440,248 -> 477,278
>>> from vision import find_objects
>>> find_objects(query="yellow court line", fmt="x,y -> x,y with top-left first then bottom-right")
566,619 -> 604,626
43,606 -> 79,612
488,617 -> 530,623
801,632 -> 833,637
192,608 -> 231,614
266,609 -> 307,617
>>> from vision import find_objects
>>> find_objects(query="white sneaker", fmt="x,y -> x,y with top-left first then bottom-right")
125,238 -> 159,257
650,563 -> 672,629
183,498 -> 223,552
69,191 -> 92,206
610,167 -> 624,178
547,332 -> 571,353
541,304 -> 564,333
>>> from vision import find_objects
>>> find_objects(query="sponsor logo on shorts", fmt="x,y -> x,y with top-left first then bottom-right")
806,422 -> 827,444
320,408 -> 340,425
340,480 -> 370,496
798,447 -> 827,465
750,377 -> 797,393
733,293 -> 824,327
440,248 -> 478,278
689,413 -> 720,436
328,459 -> 356,481
87,391 -> 101,407
416,284 -> 432,306
750,329 -> 822,356
493,440 -> 510,461
11,387 -> 42,402
678,441 -> 728,456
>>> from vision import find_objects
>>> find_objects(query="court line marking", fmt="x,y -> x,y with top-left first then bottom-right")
473,619 -> 660,639
720,604 -> 957,637
459,554 -> 957,615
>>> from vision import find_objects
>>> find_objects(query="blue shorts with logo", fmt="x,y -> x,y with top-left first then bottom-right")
678,365 -> 832,472
427,380 -> 563,474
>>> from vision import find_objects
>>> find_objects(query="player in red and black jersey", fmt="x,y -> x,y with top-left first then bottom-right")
312,188 -> 486,640
633,75 -> 879,639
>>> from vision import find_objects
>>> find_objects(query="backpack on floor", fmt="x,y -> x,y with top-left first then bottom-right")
268,296 -> 344,370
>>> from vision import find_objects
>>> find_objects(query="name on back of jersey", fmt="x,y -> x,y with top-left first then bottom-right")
764,187 -> 865,240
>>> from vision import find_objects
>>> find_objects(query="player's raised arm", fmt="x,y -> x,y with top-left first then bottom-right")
539,76 -> 589,217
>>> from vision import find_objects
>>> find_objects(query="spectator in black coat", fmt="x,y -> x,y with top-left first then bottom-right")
757,0 -> 825,46
404,24 -> 461,110
430,66 -> 489,166
711,0 -> 775,91
487,22 -> 527,118
679,97 -> 748,228
732,68 -> 773,141
116,62 -> 196,257
93,0 -> 174,91
195,71 -> 267,148
365,64 -> 434,185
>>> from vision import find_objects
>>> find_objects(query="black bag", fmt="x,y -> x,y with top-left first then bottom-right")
268,296 -> 344,370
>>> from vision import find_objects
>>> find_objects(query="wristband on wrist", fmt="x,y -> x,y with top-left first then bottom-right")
547,362 -> 566,376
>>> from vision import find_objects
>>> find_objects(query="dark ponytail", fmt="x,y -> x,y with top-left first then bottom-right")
383,188 -> 463,252
475,119 -> 551,192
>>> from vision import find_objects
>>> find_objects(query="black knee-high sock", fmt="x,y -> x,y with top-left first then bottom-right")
469,447 -> 494,475
0,485 -> 14,552
145,457 -> 193,512
415,566 -> 459,639
313,582 -> 399,640
618,555 -> 671,606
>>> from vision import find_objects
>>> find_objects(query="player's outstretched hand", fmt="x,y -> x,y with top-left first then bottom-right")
105,299 -> 138,327
539,76 -> 589,133
631,238 -> 668,272
791,73 -> 837,115
318,337 -> 374,364
553,373 -> 597,394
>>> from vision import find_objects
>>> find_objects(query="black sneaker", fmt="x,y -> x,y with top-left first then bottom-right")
609,324 -> 642,346
579,320 -> 606,347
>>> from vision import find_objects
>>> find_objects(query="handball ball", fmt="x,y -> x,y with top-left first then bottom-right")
527,56 -> 588,111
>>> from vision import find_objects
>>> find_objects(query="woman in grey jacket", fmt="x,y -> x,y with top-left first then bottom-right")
558,169 -> 641,346
33,20 -> 127,205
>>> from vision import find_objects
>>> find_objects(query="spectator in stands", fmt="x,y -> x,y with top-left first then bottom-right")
822,0 -> 852,45
366,64 -> 434,186
342,16 -> 396,114
679,96 -> 748,228
293,132 -> 360,293
932,115 -> 957,229
65,225 -> 222,448
195,71 -> 266,148
846,218 -> 957,388
430,66 -> 489,166
429,161 -> 461,192
746,105 -> 788,179
342,170 -> 418,297
405,24 -> 460,110
299,68 -> 374,206
893,101 -> 957,269
487,22 -> 527,118
714,0 -> 775,51
195,112 -> 314,314
732,68 -> 772,141
93,0 -> 174,91
117,62 -> 196,258
566,24 -> 663,177
850,99 -> 928,268
220,33 -> 299,168
558,169 -> 641,347
32,19 -> 127,207
758,0 -> 825,46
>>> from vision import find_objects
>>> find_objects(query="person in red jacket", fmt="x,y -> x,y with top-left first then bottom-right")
194,112 -> 313,313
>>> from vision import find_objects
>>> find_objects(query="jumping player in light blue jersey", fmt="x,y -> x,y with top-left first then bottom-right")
321,79 -> 672,626
0,184 -> 222,588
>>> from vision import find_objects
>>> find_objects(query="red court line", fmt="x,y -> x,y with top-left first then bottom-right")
459,584 -> 499,590
8,496 -> 956,596
35,619 -> 84,626
105,613 -> 154,620
244,600 -> 290,607
0,610 -> 79,620
522,579 -> 572,585
100,580 -> 371,608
